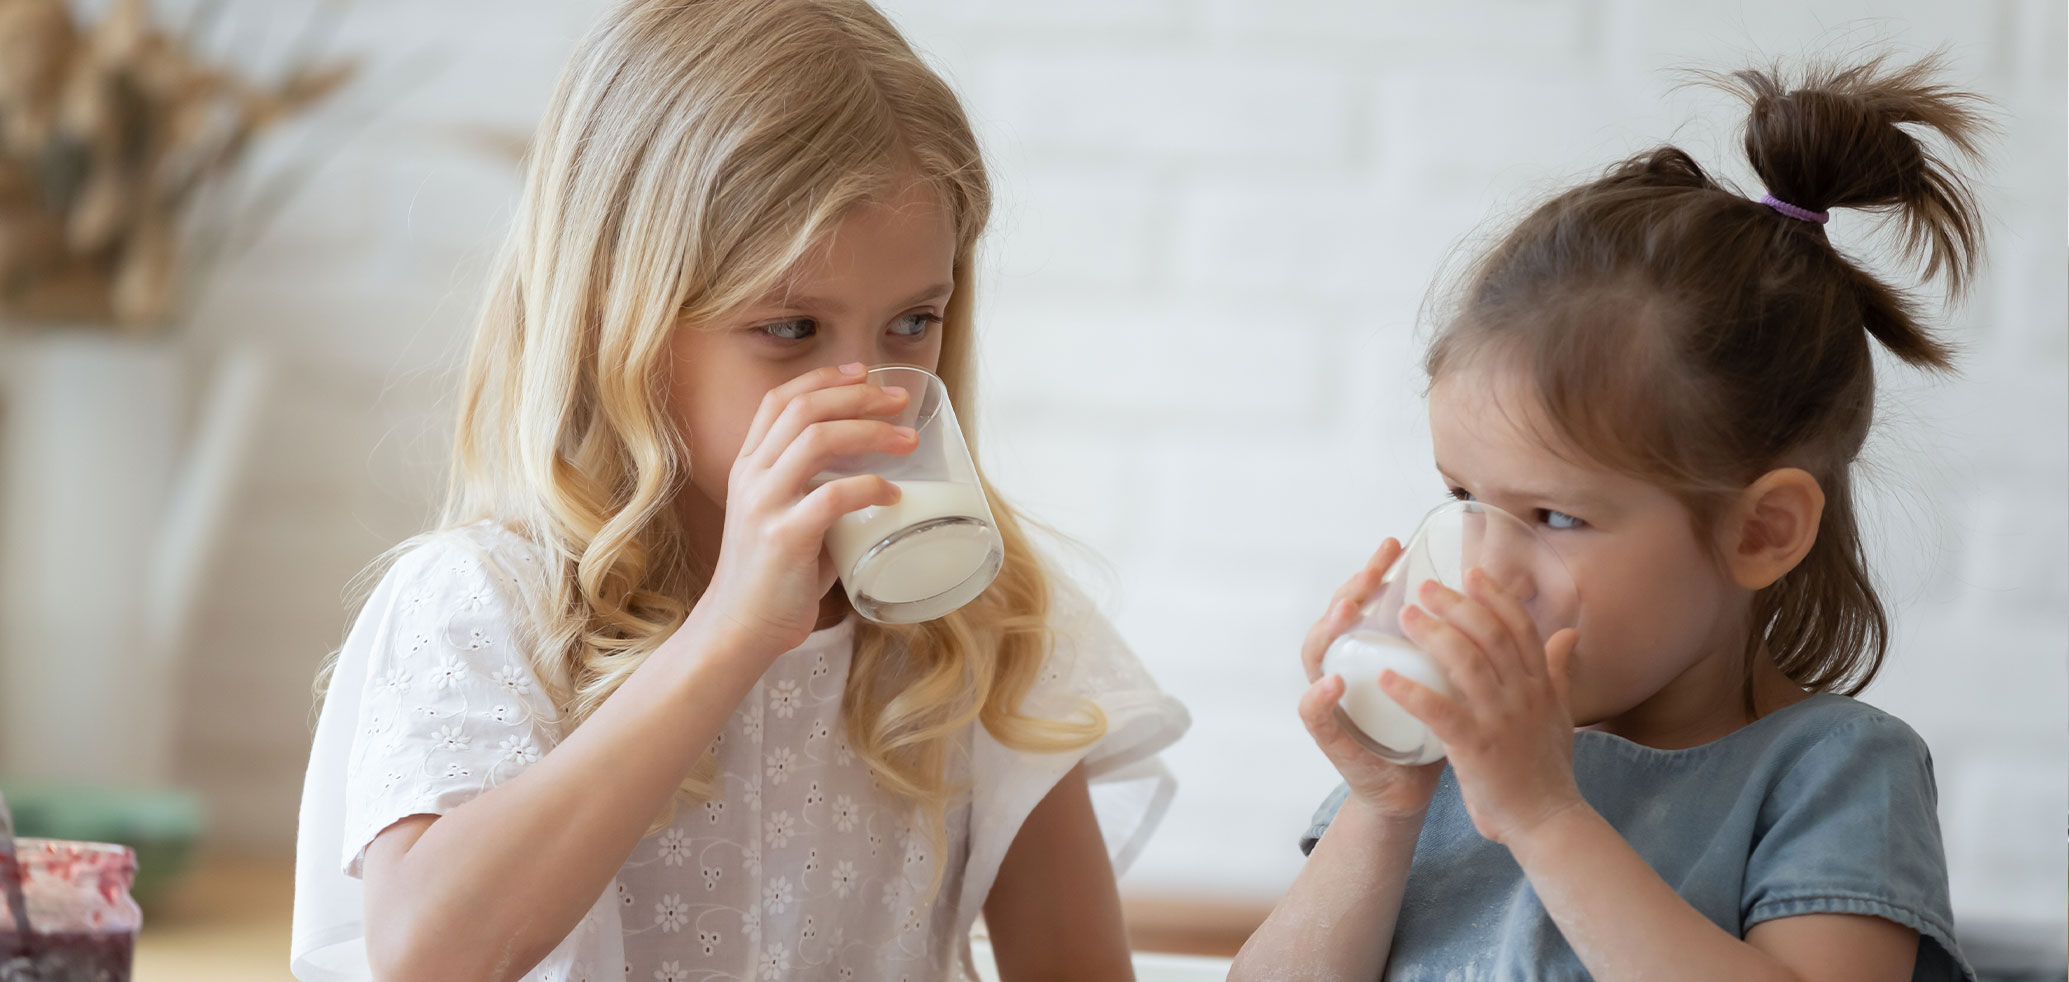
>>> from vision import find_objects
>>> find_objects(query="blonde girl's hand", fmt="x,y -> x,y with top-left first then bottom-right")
696,362 -> 916,659
1382,568 -> 1586,845
1296,538 -> 1444,822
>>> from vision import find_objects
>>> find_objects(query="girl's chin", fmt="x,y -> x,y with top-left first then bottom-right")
1567,693 -> 1638,731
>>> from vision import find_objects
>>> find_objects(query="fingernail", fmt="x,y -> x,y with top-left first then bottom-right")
840,362 -> 866,375
884,385 -> 908,401
895,426 -> 917,441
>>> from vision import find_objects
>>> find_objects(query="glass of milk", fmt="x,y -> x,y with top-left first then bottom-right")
1319,499 -> 1579,765
818,365 -> 1002,625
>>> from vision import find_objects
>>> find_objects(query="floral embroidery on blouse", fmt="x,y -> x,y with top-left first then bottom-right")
343,525 -> 982,981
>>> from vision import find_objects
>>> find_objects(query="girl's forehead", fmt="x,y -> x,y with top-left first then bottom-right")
1428,371 -> 1624,499
753,183 -> 958,307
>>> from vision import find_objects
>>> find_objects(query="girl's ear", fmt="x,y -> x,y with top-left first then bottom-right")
1718,468 -> 1826,591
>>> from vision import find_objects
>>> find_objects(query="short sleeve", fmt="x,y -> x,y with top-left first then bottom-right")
1299,783 -> 1352,856
292,525 -> 627,982
953,578 -> 1191,934
1743,713 -> 1974,981
336,534 -> 564,877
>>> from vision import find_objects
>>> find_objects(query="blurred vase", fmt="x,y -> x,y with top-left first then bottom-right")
0,329 -> 268,789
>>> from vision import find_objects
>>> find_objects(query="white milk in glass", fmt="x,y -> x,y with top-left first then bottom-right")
826,480 -> 997,608
1320,629 -> 1456,766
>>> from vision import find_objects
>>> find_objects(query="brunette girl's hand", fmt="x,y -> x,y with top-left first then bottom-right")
694,362 -> 915,658
1383,568 -> 1585,845
1296,538 -> 1445,822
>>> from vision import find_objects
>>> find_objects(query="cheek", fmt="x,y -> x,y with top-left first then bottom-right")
907,333 -> 946,375
1564,532 -> 1732,701
684,391 -> 755,475
670,349 -> 767,498
1564,580 -> 1675,720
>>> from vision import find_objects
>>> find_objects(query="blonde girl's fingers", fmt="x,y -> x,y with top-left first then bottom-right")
764,418 -> 916,499
1466,567 -> 1548,680
1399,603 -> 1501,704
748,380 -> 911,470
738,362 -> 870,461
1417,579 -> 1517,686
788,473 -> 903,540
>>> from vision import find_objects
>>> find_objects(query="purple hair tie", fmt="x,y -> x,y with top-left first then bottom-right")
1760,193 -> 1829,225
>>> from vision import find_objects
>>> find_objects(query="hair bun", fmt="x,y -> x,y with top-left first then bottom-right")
1716,54 -> 1990,297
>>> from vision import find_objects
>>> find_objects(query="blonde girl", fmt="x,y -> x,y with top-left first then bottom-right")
1234,56 -> 1986,981
290,2 -> 1187,980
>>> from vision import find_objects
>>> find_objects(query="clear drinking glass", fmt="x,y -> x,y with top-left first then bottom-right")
819,365 -> 1003,625
1319,499 -> 1579,765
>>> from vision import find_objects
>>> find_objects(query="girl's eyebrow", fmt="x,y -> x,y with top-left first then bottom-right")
765,282 -> 954,316
1436,465 -> 1611,513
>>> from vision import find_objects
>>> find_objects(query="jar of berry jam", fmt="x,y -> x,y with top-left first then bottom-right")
0,838 -> 140,982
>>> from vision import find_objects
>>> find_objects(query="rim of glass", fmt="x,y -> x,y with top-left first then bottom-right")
863,363 -> 946,429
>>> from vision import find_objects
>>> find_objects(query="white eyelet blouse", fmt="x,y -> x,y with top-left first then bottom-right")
291,522 -> 1188,982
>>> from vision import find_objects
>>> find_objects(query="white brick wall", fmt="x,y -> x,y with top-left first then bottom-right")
173,0 -> 2064,937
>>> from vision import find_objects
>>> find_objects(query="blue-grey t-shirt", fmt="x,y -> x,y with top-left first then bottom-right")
1300,693 -> 1972,981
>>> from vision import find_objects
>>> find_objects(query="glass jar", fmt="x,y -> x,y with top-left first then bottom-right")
0,838 -> 141,982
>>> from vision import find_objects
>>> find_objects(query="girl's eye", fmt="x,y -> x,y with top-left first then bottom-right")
1540,509 -> 1585,531
1447,487 -> 1474,502
890,312 -> 940,339
760,319 -> 815,341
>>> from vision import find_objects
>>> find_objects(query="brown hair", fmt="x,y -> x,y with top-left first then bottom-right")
1425,54 -> 1990,709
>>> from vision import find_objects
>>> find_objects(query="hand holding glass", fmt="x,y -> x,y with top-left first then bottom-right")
1319,500 -> 1579,765
817,366 -> 1002,625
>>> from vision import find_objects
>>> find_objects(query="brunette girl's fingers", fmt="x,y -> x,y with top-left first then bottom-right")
1326,566 -> 1384,616
1297,674 -> 1363,756
1399,604 -> 1500,703
1301,597 -> 1363,682
1377,667 -> 1468,740
1365,537 -> 1405,575
1543,628 -> 1580,709
1324,537 -> 1405,613
1466,568 -> 1547,680
1417,579 -> 1517,685
1307,537 -> 1405,680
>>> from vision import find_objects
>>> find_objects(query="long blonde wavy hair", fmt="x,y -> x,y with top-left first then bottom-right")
354,0 -> 1105,853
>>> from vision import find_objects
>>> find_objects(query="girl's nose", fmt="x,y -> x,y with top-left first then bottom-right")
1474,516 -> 1540,605
822,346 -> 880,374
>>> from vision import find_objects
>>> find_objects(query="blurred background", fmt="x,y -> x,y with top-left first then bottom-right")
0,0 -> 2060,979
